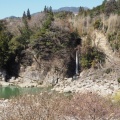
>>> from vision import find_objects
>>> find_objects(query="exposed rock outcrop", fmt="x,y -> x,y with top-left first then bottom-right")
0,69 -> 6,81
92,30 -> 120,64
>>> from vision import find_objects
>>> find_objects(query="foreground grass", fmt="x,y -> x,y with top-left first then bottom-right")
1,92 -> 120,120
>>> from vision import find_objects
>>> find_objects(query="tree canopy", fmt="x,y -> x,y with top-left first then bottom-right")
0,20 -> 13,68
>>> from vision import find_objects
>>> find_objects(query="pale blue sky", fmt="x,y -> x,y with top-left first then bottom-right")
0,0 -> 104,19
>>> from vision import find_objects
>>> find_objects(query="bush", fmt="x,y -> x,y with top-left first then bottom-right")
105,68 -> 112,74
118,78 -> 120,83
113,91 -> 120,104
81,46 -> 105,69
108,32 -> 120,51
93,19 -> 102,29
55,11 -> 72,19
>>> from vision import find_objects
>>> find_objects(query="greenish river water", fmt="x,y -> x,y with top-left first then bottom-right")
0,86 -> 51,99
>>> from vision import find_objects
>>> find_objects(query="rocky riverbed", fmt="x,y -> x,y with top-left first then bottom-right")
0,67 -> 120,97
0,68 -> 120,120
52,68 -> 120,96
0,99 -> 10,120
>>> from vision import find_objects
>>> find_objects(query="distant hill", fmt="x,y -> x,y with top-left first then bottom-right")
4,16 -> 19,19
54,7 -> 89,13
2,6 -> 88,20
54,7 -> 79,13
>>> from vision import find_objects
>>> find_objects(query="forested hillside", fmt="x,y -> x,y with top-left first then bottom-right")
69,0 -> 120,68
0,0 -> 120,82
1,1 -> 120,120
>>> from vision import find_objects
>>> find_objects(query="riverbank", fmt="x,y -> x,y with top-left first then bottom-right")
0,68 -> 120,119
0,68 -> 120,97
0,77 -> 46,88
52,69 -> 120,96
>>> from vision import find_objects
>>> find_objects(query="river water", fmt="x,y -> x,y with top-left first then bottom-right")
0,86 -> 51,99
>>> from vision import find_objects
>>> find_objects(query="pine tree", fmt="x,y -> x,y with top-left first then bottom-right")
22,11 -> 27,20
49,6 -> 52,13
46,7 -> 49,13
27,8 -> 31,20
79,7 -> 84,13
44,6 -> 47,13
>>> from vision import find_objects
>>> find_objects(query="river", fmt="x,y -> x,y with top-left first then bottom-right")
0,86 -> 52,99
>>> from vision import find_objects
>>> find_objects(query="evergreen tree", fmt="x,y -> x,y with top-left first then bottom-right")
49,6 -> 52,13
79,7 -> 83,13
18,18 -> 32,45
79,7 -> 85,15
46,7 -> 49,13
0,20 -> 13,68
22,11 -> 27,20
44,6 -> 47,13
27,8 -> 31,20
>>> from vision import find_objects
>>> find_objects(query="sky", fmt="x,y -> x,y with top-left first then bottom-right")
0,0 -> 104,19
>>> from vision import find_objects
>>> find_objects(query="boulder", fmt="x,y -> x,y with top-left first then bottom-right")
63,86 -> 72,93
0,69 -> 6,81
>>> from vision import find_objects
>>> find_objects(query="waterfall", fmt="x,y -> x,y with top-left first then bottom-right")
76,50 -> 79,75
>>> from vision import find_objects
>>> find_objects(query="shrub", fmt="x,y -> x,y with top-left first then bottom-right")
112,91 -> 120,104
81,46 -> 105,69
105,68 -> 112,74
118,78 -> 120,83
81,57 -> 90,69
93,19 -> 102,29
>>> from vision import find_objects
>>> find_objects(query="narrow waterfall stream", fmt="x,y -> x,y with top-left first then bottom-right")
76,50 -> 79,75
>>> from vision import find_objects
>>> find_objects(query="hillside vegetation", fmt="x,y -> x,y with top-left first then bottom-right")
0,0 -> 120,79
0,8 -> 80,80
0,1 -> 120,120
71,0 -> 120,52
